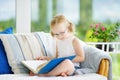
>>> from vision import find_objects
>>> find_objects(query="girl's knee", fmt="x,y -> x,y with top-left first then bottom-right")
63,59 -> 74,68
63,59 -> 75,75
63,59 -> 73,64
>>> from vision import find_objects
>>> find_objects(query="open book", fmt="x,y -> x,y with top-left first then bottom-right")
21,55 -> 76,74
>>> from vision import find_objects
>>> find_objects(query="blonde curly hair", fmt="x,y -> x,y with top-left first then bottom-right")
50,14 -> 75,36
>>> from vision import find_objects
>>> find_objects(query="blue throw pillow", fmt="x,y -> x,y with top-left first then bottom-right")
0,27 -> 13,74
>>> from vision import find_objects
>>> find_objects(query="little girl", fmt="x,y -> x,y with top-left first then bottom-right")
30,14 -> 85,77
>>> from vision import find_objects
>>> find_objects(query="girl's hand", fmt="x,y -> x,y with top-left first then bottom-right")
36,56 -> 51,60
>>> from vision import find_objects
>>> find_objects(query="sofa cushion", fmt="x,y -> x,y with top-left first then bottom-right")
0,73 -> 107,80
0,32 -> 56,74
0,27 -> 13,74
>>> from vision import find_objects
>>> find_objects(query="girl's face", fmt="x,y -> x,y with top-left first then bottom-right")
51,22 -> 69,40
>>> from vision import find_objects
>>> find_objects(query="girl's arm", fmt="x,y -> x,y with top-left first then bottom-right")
36,46 -> 58,61
72,37 -> 85,63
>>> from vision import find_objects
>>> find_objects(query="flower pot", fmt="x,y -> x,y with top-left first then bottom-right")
96,44 -> 114,51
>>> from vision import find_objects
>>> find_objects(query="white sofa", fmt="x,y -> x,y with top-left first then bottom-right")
0,32 -> 112,80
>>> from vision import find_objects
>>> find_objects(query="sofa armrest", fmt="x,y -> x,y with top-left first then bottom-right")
97,59 -> 109,77
81,45 -> 112,80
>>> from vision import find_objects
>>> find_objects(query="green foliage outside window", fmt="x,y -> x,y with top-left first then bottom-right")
0,19 -> 15,32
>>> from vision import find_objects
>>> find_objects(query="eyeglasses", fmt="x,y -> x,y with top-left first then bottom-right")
53,28 -> 68,37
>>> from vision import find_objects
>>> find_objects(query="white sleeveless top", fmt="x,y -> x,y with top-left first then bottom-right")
57,36 -> 80,67
57,36 -> 76,57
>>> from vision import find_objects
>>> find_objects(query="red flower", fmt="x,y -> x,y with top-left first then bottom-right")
95,23 -> 101,29
95,24 -> 99,28
101,26 -> 106,31
89,22 -> 120,42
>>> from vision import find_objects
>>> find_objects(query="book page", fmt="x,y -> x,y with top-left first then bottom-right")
21,60 -> 48,73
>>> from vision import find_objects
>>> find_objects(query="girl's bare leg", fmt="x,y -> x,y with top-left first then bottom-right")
36,59 -> 75,77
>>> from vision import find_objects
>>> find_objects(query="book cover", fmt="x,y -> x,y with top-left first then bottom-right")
21,55 -> 76,74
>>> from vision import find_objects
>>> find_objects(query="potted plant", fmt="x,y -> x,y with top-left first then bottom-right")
89,22 -> 120,51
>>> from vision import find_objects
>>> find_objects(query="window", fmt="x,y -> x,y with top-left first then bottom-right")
93,0 -> 120,22
31,0 -> 79,32
0,0 -> 15,32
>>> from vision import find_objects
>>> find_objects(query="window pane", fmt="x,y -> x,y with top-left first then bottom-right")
57,0 -> 79,24
0,0 -> 16,32
93,0 -> 120,22
31,0 -> 79,32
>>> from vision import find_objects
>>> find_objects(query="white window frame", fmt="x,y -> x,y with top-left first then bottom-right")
16,0 -> 31,33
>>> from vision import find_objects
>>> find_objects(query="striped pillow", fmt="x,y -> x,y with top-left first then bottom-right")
0,32 -> 56,74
